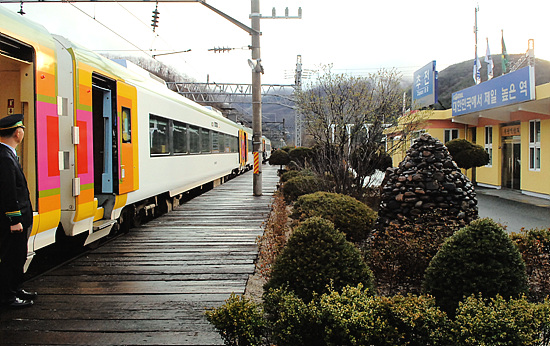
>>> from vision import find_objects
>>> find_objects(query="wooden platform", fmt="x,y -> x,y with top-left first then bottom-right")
0,165 -> 279,345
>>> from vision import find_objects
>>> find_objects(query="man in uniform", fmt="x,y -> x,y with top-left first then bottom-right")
0,113 -> 37,308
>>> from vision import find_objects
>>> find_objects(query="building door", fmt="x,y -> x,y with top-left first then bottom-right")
502,136 -> 521,189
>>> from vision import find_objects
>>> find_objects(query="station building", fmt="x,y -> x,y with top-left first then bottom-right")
392,65 -> 550,200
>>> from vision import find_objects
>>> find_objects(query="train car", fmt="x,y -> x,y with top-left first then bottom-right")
261,137 -> 272,162
0,6 -> 260,268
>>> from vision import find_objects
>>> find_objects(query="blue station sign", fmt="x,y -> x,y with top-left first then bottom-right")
452,66 -> 535,116
412,61 -> 438,109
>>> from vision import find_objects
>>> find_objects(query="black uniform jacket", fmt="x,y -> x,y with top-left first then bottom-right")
0,144 -> 33,233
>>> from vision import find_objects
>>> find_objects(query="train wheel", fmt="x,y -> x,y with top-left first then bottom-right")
119,208 -> 132,234
132,207 -> 144,228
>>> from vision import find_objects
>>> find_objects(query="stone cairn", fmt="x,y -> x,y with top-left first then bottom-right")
377,134 -> 478,227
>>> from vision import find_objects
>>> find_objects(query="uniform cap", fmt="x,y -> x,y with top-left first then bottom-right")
0,114 -> 25,130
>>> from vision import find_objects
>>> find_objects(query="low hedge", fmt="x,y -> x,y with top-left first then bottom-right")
453,294 -> 550,345
208,288 -> 550,345
281,174 -> 323,202
205,293 -> 265,346
291,191 -> 377,243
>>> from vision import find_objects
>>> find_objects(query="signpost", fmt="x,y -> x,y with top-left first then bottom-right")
412,61 -> 438,109
452,66 -> 535,116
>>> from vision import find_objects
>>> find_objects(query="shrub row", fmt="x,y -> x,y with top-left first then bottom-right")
207,287 -> 550,346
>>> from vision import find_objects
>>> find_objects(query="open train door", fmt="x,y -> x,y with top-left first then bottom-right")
92,73 -> 118,196
89,73 -> 120,240
238,129 -> 248,171
0,33 -> 40,260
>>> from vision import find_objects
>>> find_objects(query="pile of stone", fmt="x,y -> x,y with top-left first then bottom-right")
377,134 -> 478,227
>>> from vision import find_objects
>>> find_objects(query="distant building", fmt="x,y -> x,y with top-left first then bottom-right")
388,73 -> 550,200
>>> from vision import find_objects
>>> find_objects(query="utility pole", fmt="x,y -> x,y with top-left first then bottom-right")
294,55 -> 303,147
251,0 -> 262,196
10,0 -> 302,196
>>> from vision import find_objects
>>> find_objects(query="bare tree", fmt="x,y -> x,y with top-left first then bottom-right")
295,66 -> 428,199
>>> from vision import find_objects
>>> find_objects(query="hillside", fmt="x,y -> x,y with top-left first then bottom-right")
436,54 -> 550,109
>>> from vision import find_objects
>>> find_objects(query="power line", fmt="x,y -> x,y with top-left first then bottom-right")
68,2 -> 153,57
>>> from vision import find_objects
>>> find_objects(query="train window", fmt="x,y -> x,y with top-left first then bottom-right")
221,134 -> 229,153
248,139 -> 253,152
150,115 -> 169,155
173,121 -> 188,154
224,134 -> 231,153
201,128 -> 211,153
231,136 -> 238,153
189,125 -> 200,153
218,133 -> 225,152
121,107 -> 131,143
212,132 -> 220,153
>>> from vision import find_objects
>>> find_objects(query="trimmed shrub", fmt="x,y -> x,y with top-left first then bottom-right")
281,174 -> 323,202
269,149 -> 290,169
317,285 -> 452,346
291,191 -> 377,243
280,169 -> 314,183
280,145 -> 294,153
446,138 -> 489,170
288,147 -> 312,168
264,217 -> 375,302
510,227 -> 550,302
205,293 -> 265,346
280,169 -> 300,183
263,287 -> 324,346
423,218 -> 528,315
453,294 -> 550,345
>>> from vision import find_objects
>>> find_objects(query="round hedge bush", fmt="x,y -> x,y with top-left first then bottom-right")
264,217 -> 375,302
423,218 -> 528,315
281,175 -> 323,202
446,138 -> 489,170
280,169 -> 314,183
269,149 -> 290,167
291,191 -> 377,243
288,147 -> 312,168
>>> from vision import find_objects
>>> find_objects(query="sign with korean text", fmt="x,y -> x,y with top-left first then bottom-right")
412,61 -> 438,109
452,66 -> 535,117
501,125 -> 521,137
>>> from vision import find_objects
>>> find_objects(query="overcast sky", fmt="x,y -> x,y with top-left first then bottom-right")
2,0 -> 549,86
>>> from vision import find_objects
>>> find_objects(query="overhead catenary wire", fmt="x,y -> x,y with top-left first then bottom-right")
68,2 -> 153,58
65,2 -> 204,78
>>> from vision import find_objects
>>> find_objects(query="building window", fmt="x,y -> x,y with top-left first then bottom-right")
485,126 -> 493,167
529,120 -> 541,170
444,128 -> 459,143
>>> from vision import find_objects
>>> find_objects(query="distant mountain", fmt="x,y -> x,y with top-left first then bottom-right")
435,54 -> 550,109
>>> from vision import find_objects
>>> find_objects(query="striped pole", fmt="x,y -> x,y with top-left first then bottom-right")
253,152 -> 260,174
